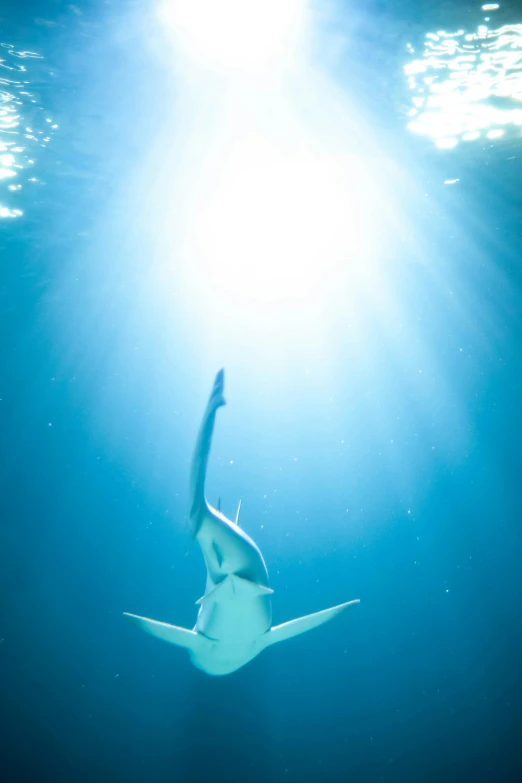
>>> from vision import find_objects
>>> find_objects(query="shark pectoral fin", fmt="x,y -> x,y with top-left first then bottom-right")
263,599 -> 360,648
123,612 -> 203,651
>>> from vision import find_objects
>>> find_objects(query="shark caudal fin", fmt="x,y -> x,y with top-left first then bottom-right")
123,612 -> 207,653
263,599 -> 360,648
189,369 -> 226,536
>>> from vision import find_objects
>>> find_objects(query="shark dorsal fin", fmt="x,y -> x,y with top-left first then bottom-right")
235,499 -> 242,526
217,497 -> 221,512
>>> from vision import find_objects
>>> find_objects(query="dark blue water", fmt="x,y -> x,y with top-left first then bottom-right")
2,1 -> 522,781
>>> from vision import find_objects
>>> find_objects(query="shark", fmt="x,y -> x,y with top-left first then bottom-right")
124,369 -> 359,675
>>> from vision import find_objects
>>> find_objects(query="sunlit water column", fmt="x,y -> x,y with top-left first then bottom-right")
148,0 -> 393,383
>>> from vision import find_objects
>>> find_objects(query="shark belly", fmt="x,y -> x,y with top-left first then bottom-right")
196,507 -> 270,584
191,519 -> 273,673
191,584 -> 272,675
188,637 -> 263,676
195,579 -> 272,640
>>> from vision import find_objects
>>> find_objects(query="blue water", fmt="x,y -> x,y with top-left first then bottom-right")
2,1 -> 522,781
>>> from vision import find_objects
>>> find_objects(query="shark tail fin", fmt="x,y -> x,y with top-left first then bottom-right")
123,612 -> 205,652
189,369 -> 226,537
263,599 -> 360,648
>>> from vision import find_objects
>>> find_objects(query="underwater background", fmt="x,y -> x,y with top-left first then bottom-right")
1,0 -> 522,781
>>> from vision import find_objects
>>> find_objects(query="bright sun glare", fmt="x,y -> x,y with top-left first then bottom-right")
158,0 -> 307,72
151,0 -> 392,336
183,137 -> 375,312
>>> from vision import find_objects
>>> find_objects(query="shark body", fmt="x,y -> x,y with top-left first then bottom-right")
124,369 -> 359,675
